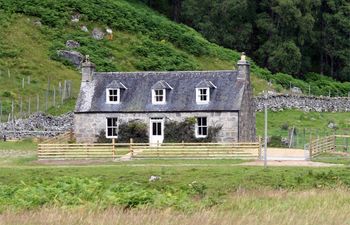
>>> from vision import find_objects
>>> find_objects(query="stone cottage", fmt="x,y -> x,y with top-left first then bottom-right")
74,53 -> 256,143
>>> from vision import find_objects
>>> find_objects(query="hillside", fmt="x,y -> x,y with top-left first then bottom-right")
0,0 -> 349,119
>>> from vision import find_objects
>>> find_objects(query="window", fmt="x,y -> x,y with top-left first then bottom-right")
152,89 -> 166,104
106,118 -> 118,138
196,88 -> 210,104
106,88 -> 120,104
196,117 -> 208,138
152,121 -> 162,136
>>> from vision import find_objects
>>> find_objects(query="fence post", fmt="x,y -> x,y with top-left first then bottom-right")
182,140 -> 184,157
157,140 -> 159,158
112,138 -> 116,160
36,94 -> 39,112
309,135 -> 313,159
0,99 -> 2,123
333,135 -> 336,151
129,138 -> 133,158
258,136 -> 262,159
28,97 -> 31,116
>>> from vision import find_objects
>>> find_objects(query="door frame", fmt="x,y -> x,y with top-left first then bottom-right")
149,118 -> 164,145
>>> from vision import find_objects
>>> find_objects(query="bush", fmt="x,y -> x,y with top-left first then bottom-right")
164,117 -> 222,143
131,37 -> 197,71
95,121 -> 148,143
95,130 -> 112,143
268,135 -> 283,147
118,120 -> 148,143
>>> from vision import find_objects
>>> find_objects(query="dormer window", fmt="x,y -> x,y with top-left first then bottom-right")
152,89 -> 166,104
196,88 -> 209,104
106,80 -> 127,104
106,88 -> 120,104
195,80 -> 217,104
151,80 -> 173,105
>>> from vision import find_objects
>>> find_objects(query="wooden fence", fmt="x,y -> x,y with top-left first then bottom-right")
41,131 -> 74,144
132,142 -> 260,159
37,140 -> 261,160
308,135 -> 336,158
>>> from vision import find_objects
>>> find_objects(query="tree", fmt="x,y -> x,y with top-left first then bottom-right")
268,41 -> 302,75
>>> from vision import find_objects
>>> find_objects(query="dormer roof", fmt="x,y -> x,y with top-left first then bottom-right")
106,80 -> 128,89
196,80 -> 217,89
152,80 -> 173,90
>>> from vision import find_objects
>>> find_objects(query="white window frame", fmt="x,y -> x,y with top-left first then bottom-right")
196,88 -> 210,104
152,89 -> 166,104
106,88 -> 120,104
195,117 -> 208,138
106,117 -> 118,138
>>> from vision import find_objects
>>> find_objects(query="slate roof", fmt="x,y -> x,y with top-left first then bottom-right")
196,80 -> 217,89
152,80 -> 173,90
75,70 -> 246,113
106,80 -> 127,89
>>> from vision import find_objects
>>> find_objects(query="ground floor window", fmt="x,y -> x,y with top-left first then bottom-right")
106,117 -> 118,138
196,117 -> 208,138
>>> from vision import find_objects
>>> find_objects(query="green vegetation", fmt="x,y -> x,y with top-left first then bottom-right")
256,109 -> 350,148
256,110 -> 350,137
0,139 -> 37,151
0,0 -> 349,119
148,0 -> 350,81
313,152 -> 350,165
0,164 -> 350,211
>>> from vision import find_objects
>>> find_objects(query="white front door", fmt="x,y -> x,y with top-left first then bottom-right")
149,118 -> 164,145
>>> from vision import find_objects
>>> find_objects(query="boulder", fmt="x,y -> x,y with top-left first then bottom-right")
65,40 -> 80,49
71,13 -> 81,23
57,50 -> 84,68
92,28 -> 105,40
33,20 -> 42,27
291,86 -> 303,95
81,25 -> 89,32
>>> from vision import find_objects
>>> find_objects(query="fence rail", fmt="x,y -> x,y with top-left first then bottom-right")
37,141 -> 261,160
305,135 -> 350,158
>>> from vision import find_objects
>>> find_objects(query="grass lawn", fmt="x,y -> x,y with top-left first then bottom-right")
1,141 -> 350,224
1,139 -> 350,225
313,152 -> 350,165
256,110 -> 350,137
0,139 -> 37,151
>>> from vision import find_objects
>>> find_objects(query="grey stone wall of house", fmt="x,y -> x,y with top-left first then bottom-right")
74,112 -> 239,143
239,85 -> 256,142
254,94 -> 350,112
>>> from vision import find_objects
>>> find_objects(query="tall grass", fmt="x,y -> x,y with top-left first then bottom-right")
1,189 -> 350,225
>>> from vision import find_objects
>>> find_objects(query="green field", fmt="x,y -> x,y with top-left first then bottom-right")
1,140 -> 350,224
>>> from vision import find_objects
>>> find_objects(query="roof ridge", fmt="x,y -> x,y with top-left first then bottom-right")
94,70 -> 236,75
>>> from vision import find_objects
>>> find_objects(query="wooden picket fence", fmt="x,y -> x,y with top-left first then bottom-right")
37,140 -> 261,160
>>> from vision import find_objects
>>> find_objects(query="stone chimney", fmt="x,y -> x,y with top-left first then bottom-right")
237,52 -> 250,82
81,55 -> 95,82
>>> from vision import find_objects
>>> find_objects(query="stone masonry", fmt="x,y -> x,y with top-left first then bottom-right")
255,94 -> 350,112
74,112 -> 239,143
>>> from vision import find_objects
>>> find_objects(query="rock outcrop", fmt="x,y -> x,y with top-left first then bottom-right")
57,50 -> 84,68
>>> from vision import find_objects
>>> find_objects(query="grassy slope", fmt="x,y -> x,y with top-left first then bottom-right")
256,110 -> 350,137
0,0 -> 274,118
0,0 -> 348,133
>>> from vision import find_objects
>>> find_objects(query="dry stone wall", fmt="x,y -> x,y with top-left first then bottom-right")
254,94 -> 350,112
1,95 -> 350,140
0,112 -> 73,139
